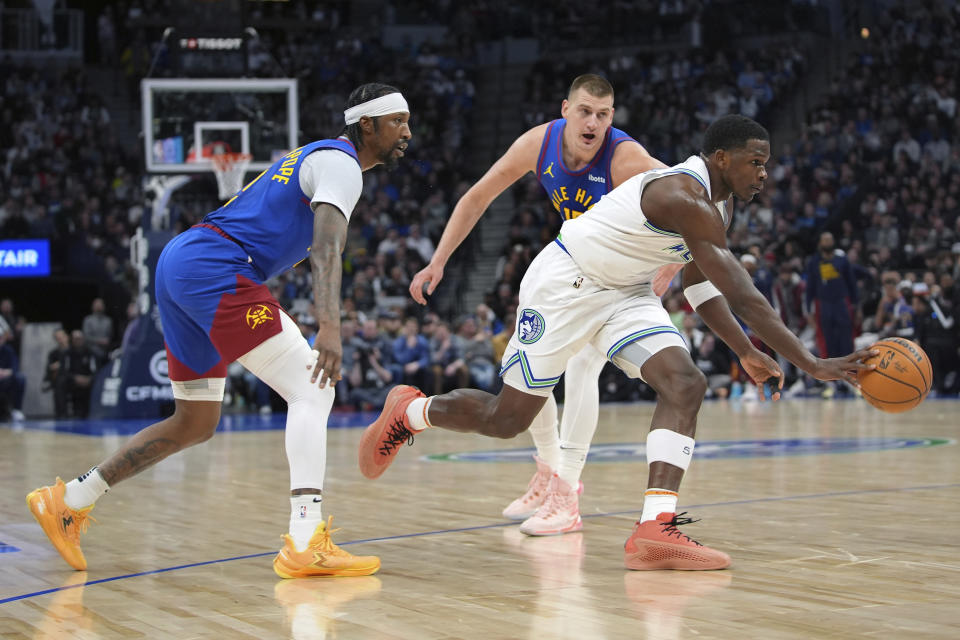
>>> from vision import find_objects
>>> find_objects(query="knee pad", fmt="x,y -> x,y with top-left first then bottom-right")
236,312 -> 331,405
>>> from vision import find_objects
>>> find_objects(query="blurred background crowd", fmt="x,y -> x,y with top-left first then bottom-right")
1,0 -> 957,421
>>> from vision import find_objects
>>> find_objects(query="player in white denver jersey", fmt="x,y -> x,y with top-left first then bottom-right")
360,114 -> 876,570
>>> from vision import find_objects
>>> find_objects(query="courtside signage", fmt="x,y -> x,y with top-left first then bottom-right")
423,437 -> 954,463
0,239 -> 50,277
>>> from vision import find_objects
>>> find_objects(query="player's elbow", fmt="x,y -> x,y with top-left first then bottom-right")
729,292 -> 769,324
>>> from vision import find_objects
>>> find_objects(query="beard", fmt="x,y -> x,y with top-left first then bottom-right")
379,146 -> 401,171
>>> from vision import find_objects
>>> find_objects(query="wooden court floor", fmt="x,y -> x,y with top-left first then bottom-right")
1,398 -> 958,639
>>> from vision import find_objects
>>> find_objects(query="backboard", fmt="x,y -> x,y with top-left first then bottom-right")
142,78 -> 298,173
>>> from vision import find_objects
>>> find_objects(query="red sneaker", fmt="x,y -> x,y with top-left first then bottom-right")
624,512 -> 731,571
358,385 -> 425,479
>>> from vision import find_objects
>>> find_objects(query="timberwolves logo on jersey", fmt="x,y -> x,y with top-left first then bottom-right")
517,309 -> 545,344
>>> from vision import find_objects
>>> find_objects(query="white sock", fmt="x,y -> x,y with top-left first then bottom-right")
557,441 -> 588,487
640,489 -> 679,523
64,467 -> 109,510
289,495 -> 324,551
406,397 -> 433,431
527,393 -> 560,470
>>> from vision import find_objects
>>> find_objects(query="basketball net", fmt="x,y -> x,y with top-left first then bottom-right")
211,152 -> 252,200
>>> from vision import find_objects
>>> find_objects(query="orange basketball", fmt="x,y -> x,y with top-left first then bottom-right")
857,338 -> 932,413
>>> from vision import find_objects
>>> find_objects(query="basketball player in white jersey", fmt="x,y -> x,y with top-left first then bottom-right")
408,74 -> 681,536
361,114 -> 876,569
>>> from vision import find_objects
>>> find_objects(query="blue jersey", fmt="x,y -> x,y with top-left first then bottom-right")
535,119 -> 635,220
202,138 -> 360,280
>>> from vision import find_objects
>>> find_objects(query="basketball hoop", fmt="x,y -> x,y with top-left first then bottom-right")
211,152 -> 252,200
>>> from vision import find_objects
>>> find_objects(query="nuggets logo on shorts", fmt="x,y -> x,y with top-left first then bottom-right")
245,304 -> 275,330
517,308 -> 545,344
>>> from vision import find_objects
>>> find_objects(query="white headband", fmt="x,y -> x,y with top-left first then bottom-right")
344,93 -> 409,125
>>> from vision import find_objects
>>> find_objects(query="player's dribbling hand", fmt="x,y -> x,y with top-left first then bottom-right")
812,348 -> 879,384
739,349 -> 783,401
409,262 -> 444,305
307,333 -> 342,388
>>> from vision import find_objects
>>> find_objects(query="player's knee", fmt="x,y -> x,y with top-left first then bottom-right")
489,417 -> 529,439
192,423 -> 218,444
289,385 -> 334,416
566,345 -> 606,378
186,416 -> 219,445
172,403 -> 221,446
660,367 -> 707,407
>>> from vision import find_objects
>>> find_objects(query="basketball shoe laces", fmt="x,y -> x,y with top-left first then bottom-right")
378,419 -> 415,456
538,482 -> 574,518
657,512 -> 703,546
521,469 -> 550,501
63,509 -> 95,544
313,517 -> 352,558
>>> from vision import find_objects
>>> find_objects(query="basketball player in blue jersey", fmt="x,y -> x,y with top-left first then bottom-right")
27,83 -> 412,577
363,115 -> 876,570
409,74 -> 680,536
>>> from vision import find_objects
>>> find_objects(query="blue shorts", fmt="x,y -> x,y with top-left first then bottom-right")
155,226 -> 283,380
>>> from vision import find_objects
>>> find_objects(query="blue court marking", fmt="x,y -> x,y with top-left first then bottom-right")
3,481 -> 958,606
0,543 -> 21,553
4,411 -> 377,436
424,436 -> 955,463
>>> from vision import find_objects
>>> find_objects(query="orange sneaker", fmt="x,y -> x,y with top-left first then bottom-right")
273,517 -> 380,578
26,478 -> 95,570
624,512 -> 731,571
357,385 -> 425,479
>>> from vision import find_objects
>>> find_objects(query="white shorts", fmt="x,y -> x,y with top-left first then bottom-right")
500,241 -> 687,397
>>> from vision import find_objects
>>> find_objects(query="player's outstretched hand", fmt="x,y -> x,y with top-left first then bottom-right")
811,348 -> 879,384
739,349 -> 783,401
409,262 -> 444,305
652,263 -> 684,297
307,330 -> 342,389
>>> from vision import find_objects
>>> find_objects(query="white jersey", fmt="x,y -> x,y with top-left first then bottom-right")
557,155 -> 727,289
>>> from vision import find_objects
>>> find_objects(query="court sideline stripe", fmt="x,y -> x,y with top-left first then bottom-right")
3,481 -> 959,605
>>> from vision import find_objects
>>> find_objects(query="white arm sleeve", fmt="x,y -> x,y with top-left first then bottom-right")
298,149 -> 363,222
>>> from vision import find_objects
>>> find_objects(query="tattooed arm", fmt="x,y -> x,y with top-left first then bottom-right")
308,202 -> 348,388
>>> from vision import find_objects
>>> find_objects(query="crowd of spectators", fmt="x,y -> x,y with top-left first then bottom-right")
1,0 -> 482,415
485,1 -> 959,401
522,42 -> 807,167
383,0 -> 833,52
727,0 -> 960,396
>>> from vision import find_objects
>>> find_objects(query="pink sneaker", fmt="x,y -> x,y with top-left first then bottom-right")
502,456 -> 553,520
519,475 -> 583,536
